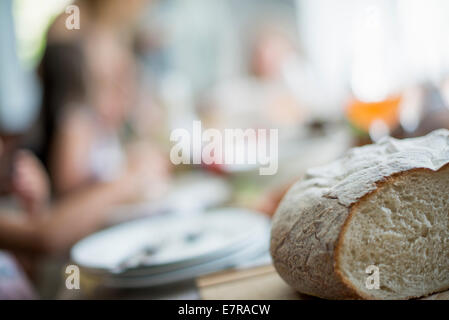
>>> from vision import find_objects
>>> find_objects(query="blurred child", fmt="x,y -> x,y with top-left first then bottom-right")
0,0 -> 165,299
37,39 -> 128,195
34,0 -> 168,198
36,35 -> 168,199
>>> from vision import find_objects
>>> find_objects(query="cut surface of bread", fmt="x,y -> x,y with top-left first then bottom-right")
337,166 -> 449,299
271,129 -> 449,300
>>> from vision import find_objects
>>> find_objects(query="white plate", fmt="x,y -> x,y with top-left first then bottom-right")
114,218 -> 269,277
83,232 -> 271,289
71,208 -> 270,275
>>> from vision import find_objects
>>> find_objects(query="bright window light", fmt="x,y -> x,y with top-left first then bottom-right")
13,0 -> 73,69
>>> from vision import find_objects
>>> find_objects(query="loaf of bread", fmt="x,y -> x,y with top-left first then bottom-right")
271,129 -> 449,299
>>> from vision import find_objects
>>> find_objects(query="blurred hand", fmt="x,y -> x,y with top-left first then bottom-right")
12,151 -> 50,216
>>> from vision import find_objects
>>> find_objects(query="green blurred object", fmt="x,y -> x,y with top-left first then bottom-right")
12,0 -> 71,69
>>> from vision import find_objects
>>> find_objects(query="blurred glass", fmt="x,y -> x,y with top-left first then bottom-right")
297,0 -> 449,123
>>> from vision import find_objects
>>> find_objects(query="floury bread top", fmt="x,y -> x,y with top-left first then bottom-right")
299,129 -> 449,207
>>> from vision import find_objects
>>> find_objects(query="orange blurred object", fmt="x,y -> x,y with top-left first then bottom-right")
346,95 -> 402,132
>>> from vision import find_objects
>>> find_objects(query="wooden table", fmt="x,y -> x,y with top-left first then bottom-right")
60,263 -> 449,300
197,264 -> 449,300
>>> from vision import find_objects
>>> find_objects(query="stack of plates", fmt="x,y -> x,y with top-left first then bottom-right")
70,208 -> 271,289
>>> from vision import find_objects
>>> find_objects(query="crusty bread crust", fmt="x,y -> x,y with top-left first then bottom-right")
270,130 -> 449,299
271,190 -> 360,299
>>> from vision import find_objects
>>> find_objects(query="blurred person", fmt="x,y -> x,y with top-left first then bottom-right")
0,140 -> 47,300
31,0 -> 170,197
198,20 -> 312,216
37,39 -> 126,195
0,0 -> 42,298
0,133 -> 153,255
36,39 -> 169,197
0,130 -> 157,299
0,0 -> 158,298
251,27 -> 296,80
200,24 -> 306,136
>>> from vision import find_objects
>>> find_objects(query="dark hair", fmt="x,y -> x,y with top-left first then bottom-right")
35,42 -> 87,169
